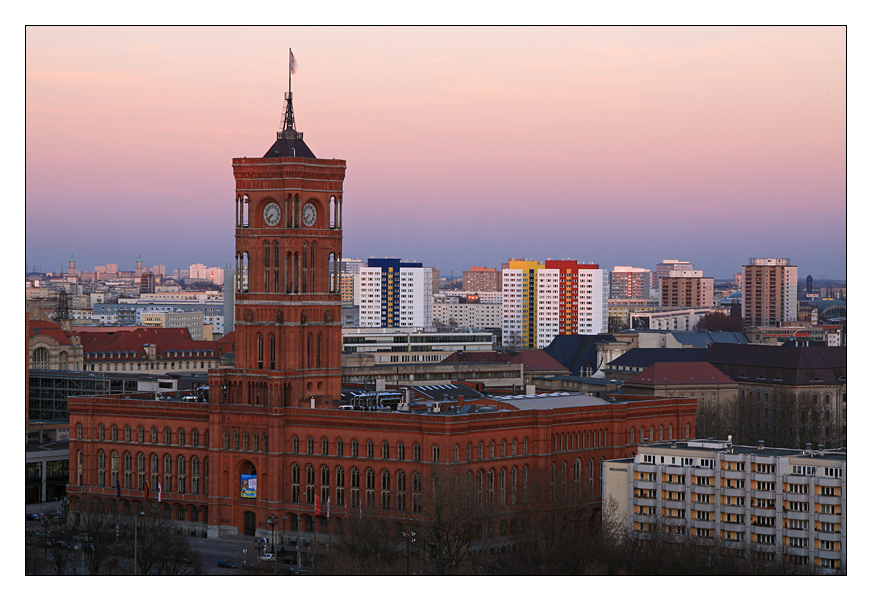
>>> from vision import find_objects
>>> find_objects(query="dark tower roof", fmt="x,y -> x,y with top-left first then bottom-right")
264,49 -> 316,159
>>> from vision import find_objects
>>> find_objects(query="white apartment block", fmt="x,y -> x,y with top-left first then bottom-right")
432,300 -> 502,330
141,310 -> 205,340
356,259 -> 433,329
604,439 -> 846,573
502,260 -> 607,349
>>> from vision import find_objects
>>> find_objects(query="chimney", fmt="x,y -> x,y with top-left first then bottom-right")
457,395 -> 465,408
758,440 -> 765,450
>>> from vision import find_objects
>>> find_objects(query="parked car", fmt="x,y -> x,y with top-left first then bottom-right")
217,560 -> 238,569
259,553 -> 275,562
26,513 -> 40,521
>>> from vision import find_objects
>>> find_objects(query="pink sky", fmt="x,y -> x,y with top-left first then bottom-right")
25,26 -> 846,279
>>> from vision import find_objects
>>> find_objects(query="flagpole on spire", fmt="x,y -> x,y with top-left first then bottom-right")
281,48 -> 298,136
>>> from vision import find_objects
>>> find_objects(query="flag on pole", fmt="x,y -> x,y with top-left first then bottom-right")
344,499 -> 348,518
145,481 -> 150,501
116,477 -> 121,499
314,494 -> 321,516
359,502 -> 362,519
289,50 -> 297,74
158,482 -> 162,503
326,496 -> 331,519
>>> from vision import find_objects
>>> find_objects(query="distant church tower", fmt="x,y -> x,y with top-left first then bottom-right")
68,254 -> 77,276
135,255 -> 143,278
210,50 -> 345,409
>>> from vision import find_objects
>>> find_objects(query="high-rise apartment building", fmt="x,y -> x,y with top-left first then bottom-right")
357,258 -> 433,328
463,266 -> 501,292
610,266 -> 651,299
659,269 -> 714,308
502,259 -> 607,349
741,258 -> 797,327
655,260 -> 694,288
603,439 -> 846,573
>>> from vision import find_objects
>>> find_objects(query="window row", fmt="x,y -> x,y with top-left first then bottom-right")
288,436 -> 532,462
92,451 -> 209,496
80,423 -> 208,447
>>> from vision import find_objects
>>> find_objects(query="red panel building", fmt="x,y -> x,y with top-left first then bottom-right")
66,60 -> 698,541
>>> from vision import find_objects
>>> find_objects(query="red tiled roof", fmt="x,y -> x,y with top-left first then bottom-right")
625,362 -> 733,386
508,350 -> 569,372
28,320 -> 72,345
76,327 -> 221,361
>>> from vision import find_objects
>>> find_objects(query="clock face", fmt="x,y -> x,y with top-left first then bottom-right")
302,203 -> 317,227
263,202 -> 281,226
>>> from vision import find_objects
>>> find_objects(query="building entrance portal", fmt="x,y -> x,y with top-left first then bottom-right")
243,510 -> 256,536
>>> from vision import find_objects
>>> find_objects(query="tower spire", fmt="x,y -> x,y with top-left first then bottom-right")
280,48 -> 298,135
265,49 -> 316,158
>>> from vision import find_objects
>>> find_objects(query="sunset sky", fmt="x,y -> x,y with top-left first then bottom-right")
25,26 -> 847,280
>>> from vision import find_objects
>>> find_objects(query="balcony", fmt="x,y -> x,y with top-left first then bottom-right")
750,507 -> 776,518
750,472 -> 776,483
690,519 -> 714,530
720,521 -> 746,533
784,492 -> 809,503
816,548 -> 842,561
817,512 -> 841,523
721,469 -> 744,480
634,480 -> 657,490
816,530 -> 841,543
635,463 -> 658,474
720,504 -> 745,515
663,465 -> 686,476
691,484 -> 715,495
633,497 -> 657,507
815,495 -> 841,506
662,482 -> 686,493
750,525 -> 776,536
662,499 -> 686,510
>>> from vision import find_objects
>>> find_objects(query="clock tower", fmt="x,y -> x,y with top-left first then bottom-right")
210,54 -> 345,409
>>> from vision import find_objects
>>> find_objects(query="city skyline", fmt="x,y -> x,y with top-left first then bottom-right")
26,26 -> 847,280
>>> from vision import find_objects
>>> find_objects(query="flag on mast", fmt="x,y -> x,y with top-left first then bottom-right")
326,496 -> 331,519
158,482 -> 162,503
289,50 -> 296,74
145,481 -> 150,502
314,494 -> 321,516
116,477 -> 121,499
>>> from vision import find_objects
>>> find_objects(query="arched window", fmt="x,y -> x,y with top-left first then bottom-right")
257,333 -> 264,370
350,467 -> 360,508
98,424 -> 105,441
588,459 -> 595,492
366,440 -> 374,458
76,423 -> 83,439
138,426 -> 144,443
512,439 -> 517,457
322,438 -> 329,455
351,439 -> 359,457
111,425 -> 118,442
292,436 -> 299,453
33,347 -> 49,369
191,456 -> 200,494
629,427 -> 635,444
413,443 -> 421,462
307,436 -> 314,454
466,443 -> 472,461
412,472 -> 422,513
335,466 -> 345,506
477,442 -> 483,460
233,431 -> 240,450
192,429 -> 199,447
336,438 -> 344,456
177,455 -> 186,494
685,423 -> 690,439
396,470 -> 406,511
243,432 -> 249,451
164,427 -> 172,445
124,426 -> 131,442
381,469 -> 391,510
123,452 -> 132,488
454,444 -> 460,463
397,442 -> 405,460
178,429 -> 186,446
489,441 -> 495,458
151,427 -> 157,443
523,438 -> 529,455
382,441 -> 390,460
432,445 -> 440,463
500,440 -> 506,458
164,454 -> 173,492
659,425 -> 664,441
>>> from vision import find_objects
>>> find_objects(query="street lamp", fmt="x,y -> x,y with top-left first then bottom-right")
402,530 -> 416,575
267,514 -> 278,554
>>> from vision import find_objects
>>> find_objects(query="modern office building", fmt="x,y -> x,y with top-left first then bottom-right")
502,259 -> 608,349
603,439 -> 846,573
342,328 -> 493,364
741,258 -> 798,327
